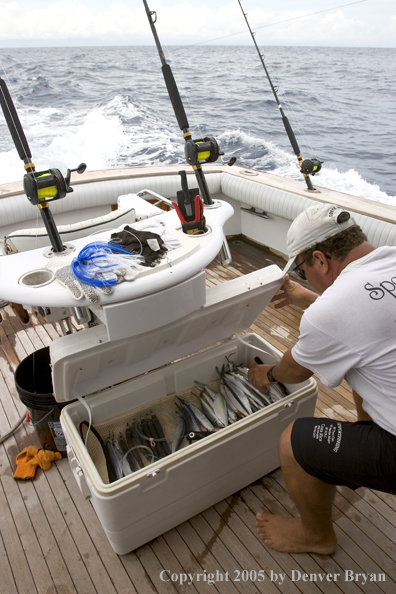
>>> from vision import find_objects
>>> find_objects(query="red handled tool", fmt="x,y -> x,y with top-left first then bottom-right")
172,201 -> 188,225
172,172 -> 207,234
194,195 -> 204,223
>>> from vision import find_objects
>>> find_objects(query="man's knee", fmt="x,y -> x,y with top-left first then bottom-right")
279,420 -> 296,465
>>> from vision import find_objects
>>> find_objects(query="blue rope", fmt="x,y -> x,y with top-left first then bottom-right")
71,241 -> 134,287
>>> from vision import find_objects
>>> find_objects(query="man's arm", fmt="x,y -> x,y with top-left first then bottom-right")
271,273 -> 319,310
248,349 -> 313,392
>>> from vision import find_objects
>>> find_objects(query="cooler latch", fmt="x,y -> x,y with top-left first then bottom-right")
67,444 -> 92,500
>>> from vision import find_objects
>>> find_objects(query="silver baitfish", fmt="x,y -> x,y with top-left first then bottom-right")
186,399 -> 217,432
171,412 -> 186,453
227,371 -> 272,407
219,372 -> 253,415
177,397 -> 217,443
194,381 -> 228,427
105,435 -> 124,481
198,393 -> 226,428
176,397 -> 202,433
267,383 -> 287,402
219,379 -> 249,417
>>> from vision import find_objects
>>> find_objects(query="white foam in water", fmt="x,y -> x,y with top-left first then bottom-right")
0,96 -> 182,184
0,98 -> 394,207
314,167 -> 395,205
217,129 -> 396,205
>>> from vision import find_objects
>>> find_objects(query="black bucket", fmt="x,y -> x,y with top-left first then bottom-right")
15,346 -> 67,456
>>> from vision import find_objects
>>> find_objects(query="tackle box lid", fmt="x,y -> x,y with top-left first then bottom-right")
50,264 -> 283,403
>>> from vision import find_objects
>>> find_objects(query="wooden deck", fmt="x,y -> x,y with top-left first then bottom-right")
1,238 -> 396,594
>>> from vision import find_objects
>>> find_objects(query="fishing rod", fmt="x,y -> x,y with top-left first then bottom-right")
237,0 -> 322,191
142,0 -> 235,206
0,77 -> 86,252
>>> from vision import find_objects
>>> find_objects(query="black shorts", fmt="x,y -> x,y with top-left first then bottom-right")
291,417 -> 396,494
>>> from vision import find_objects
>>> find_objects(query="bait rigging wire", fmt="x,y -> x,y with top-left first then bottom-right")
109,227 -> 145,258
88,227 -> 144,257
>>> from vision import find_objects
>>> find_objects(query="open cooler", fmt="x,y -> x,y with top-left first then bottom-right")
54,264 -> 317,555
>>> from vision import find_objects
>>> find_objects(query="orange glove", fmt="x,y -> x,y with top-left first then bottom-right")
14,446 -> 62,480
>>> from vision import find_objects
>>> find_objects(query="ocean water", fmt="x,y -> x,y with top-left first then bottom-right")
0,45 -> 395,203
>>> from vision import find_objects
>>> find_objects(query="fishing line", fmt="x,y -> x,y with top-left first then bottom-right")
271,75 -> 318,161
183,0 -> 369,47
71,241 -> 142,287
245,0 -> 368,33
238,0 -> 324,188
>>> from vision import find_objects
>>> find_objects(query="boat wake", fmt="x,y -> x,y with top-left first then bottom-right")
217,129 -> 396,204
0,94 -> 394,205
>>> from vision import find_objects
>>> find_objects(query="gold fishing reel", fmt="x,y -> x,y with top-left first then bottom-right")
300,158 -> 323,176
23,163 -> 87,206
184,136 -> 220,166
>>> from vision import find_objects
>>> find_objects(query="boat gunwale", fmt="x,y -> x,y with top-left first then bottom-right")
1,163 -> 396,225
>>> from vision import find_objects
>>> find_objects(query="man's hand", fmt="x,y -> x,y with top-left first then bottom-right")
271,273 -> 319,310
248,350 -> 313,391
248,364 -> 273,393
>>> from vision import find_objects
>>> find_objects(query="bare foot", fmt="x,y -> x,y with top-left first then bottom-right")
255,512 -> 337,554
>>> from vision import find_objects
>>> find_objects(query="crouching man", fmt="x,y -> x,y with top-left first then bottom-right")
249,203 -> 396,554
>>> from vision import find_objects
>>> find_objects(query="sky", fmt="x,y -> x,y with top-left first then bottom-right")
0,0 -> 395,48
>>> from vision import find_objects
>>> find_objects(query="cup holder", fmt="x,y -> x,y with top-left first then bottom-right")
18,269 -> 55,288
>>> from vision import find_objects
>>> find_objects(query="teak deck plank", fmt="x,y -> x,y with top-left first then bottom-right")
188,512 -> 261,594
258,477 -> 386,594
237,486 -> 340,594
1,238 -> 395,594
212,497 -> 316,594
174,520 -> 242,594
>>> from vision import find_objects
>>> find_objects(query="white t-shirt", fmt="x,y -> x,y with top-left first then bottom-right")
292,246 -> 396,436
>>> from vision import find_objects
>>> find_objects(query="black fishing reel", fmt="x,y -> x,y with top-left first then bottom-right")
23,162 -> 87,206
185,136 -> 220,166
300,158 -> 323,176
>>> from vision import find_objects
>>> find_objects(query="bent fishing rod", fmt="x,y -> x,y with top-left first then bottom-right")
142,0 -> 235,205
237,0 -> 322,191
0,77 -> 86,252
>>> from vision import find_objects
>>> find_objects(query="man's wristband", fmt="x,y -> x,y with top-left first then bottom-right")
267,366 -> 278,383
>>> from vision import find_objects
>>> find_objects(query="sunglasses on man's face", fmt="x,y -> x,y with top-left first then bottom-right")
292,261 -> 307,280
292,254 -> 332,281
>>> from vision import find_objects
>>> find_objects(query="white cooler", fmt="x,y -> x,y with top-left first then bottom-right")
52,264 -> 317,555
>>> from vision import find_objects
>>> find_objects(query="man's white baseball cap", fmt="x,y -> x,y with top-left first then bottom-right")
284,203 -> 356,274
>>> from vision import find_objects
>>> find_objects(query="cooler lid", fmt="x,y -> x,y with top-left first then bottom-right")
50,264 -> 283,403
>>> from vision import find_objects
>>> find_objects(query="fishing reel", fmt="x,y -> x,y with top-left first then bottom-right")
300,158 -> 323,176
23,162 -> 87,206
185,136 -> 220,166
